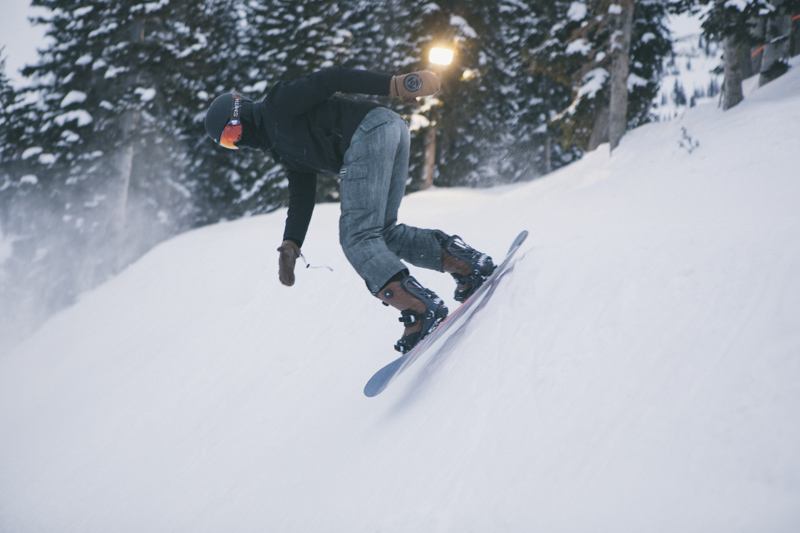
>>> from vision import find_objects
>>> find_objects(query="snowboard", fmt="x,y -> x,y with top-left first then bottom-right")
364,230 -> 528,397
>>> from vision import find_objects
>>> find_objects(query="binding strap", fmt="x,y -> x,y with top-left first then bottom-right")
399,309 -> 423,326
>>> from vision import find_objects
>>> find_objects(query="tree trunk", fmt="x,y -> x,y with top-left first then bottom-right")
112,16 -> 145,265
722,34 -> 745,109
739,43 -> 754,79
714,0 -> 744,110
608,0 -> 635,152
112,109 -> 137,264
544,135 -> 552,175
421,123 -> 436,190
587,103 -> 609,152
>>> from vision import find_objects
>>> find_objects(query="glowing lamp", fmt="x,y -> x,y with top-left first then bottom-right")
429,47 -> 454,66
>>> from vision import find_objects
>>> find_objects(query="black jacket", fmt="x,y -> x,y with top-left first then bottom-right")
241,67 -> 392,247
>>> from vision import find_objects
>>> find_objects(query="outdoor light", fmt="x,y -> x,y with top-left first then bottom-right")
429,47 -> 454,66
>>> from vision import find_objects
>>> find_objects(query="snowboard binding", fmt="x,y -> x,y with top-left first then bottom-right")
379,275 -> 448,354
442,235 -> 497,302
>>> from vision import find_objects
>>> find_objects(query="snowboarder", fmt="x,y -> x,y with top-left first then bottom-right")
204,66 -> 495,353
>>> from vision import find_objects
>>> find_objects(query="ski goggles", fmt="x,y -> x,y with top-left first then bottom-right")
219,91 -> 243,150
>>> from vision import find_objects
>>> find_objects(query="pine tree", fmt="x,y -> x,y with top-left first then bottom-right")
0,51 -> 14,181
17,0 -> 211,266
529,0 -> 671,152
0,0 -> 248,341
756,0 -> 798,84
355,0 -> 563,188
216,0 -> 356,205
675,0 -> 800,108
336,0 -> 437,190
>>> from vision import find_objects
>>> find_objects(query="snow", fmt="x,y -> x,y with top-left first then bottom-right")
54,109 -> 93,127
61,130 -> 80,143
408,112 -> 431,131
21,147 -> 43,160
566,38 -> 592,55
74,6 -> 94,18
103,65 -> 128,79
1,53 -> 799,531
450,15 -> 478,39
578,67 -> 609,98
422,3 -> 441,15
725,0 -> 751,11
627,72 -> 649,88
568,2 -> 588,21
60,90 -> 88,108
75,54 -> 93,66
88,22 -> 119,39
142,0 -> 170,14
134,87 -> 157,102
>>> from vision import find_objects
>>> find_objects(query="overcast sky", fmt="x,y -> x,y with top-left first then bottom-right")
0,2 -> 48,87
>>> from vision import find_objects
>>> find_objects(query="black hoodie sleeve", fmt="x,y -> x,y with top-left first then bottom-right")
283,171 -> 317,247
267,66 -> 392,116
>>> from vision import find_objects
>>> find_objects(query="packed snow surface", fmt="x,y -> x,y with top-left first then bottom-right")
2,61 -> 800,532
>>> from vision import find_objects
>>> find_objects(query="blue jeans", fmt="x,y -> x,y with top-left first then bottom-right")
339,107 -> 443,294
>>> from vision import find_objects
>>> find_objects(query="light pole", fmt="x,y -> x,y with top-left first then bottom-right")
421,46 -> 453,189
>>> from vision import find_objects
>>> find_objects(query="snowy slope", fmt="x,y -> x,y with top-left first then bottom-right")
2,60 -> 800,532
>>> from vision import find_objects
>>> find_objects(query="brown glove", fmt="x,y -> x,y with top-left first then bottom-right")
389,71 -> 441,105
277,240 -> 301,286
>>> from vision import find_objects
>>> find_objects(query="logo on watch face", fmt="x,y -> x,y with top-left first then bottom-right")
403,74 -> 422,93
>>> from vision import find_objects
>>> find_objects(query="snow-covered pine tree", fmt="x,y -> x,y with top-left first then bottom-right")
1,0 -> 242,339
18,0 -> 215,266
337,0 -> 430,189
529,0 -> 619,151
681,0 -> 799,108
529,0 -> 671,153
437,0 -> 561,183
366,0 -> 558,188
178,0 -> 280,224
757,0 -> 799,84
406,1 -> 488,188
0,50 -> 63,344
0,52 -> 14,184
629,1 -> 674,124
229,0 -> 353,204
339,0 -> 422,74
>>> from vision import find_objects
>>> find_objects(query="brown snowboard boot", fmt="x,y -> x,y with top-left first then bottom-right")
440,234 -> 496,302
378,274 -> 448,354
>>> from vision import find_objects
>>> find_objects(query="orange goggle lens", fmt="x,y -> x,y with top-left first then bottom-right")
219,121 -> 242,150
